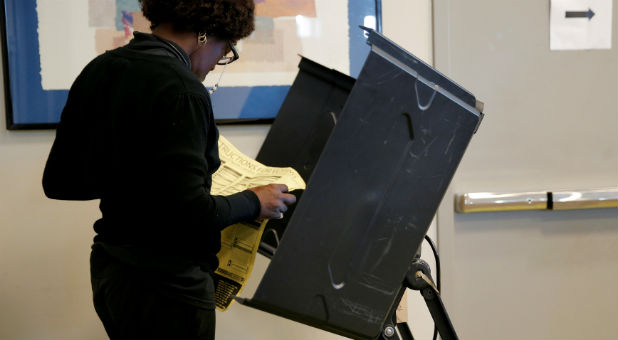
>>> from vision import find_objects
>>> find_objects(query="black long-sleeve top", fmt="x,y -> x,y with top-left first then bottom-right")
43,33 -> 260,275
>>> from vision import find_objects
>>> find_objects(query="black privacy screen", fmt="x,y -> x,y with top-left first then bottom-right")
241,28 -> 484,340
256,57 -> 355,256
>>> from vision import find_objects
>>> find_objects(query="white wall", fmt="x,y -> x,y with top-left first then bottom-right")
433,0 -> 617,338
0,100 -> 103,338
0,1 -> 434,338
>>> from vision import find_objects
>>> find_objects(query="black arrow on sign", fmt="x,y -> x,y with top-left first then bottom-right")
565,8 -> 595,20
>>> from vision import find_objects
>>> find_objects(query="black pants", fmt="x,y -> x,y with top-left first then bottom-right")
90,248 -> 216,340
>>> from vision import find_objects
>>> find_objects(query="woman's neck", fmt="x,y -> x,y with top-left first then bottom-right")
151,23 -> 198,55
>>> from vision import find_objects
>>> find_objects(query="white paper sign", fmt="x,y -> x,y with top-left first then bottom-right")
550,0 -> 613,50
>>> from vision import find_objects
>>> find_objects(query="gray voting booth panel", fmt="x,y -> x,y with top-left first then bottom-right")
240,29 -> 483,340
256,57 -> 355,181
256,57 -> 355,255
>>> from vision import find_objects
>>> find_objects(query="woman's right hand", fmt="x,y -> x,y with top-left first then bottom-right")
249,184 -> 297,219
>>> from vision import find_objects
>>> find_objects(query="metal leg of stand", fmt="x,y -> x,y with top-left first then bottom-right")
420,285 -> 457,340
396,322 -> 415,340
406,260 -> 459,340
378,287 -> 406,340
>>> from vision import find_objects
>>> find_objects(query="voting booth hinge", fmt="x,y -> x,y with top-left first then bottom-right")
396,259 -> 459,340
377,258 -> 459,340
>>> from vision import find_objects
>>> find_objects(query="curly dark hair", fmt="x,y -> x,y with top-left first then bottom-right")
139,0 -> 255,42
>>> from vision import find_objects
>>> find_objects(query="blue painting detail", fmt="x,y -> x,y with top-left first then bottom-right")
3,0 -> 375,126
348,2 -> 374,78
115,0 -> 140,31
5,0 -> 68,125
211,86 -> 291,120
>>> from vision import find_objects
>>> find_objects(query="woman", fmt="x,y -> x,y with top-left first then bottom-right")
43,0 -> 295,338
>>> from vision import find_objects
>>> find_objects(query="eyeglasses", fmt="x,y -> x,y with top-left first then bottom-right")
218,41 -> 239,65
208,41 -> 239,94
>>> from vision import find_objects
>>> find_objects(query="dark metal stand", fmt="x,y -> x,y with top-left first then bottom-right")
378,259 -> 459,340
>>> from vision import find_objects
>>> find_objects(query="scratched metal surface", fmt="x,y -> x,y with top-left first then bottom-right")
242,30 -> 483,340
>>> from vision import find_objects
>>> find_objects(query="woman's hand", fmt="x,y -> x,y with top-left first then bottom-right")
249,184 -> 297,219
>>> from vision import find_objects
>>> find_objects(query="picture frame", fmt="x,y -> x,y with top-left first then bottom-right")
1,0 -> 382,130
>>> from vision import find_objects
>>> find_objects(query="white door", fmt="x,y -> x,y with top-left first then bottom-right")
433,0 -> 618,339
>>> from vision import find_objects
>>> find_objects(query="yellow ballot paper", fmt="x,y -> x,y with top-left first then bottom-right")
211,135 -> 305,311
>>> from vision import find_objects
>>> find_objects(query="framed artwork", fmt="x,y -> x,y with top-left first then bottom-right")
1,0 -> 382,130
